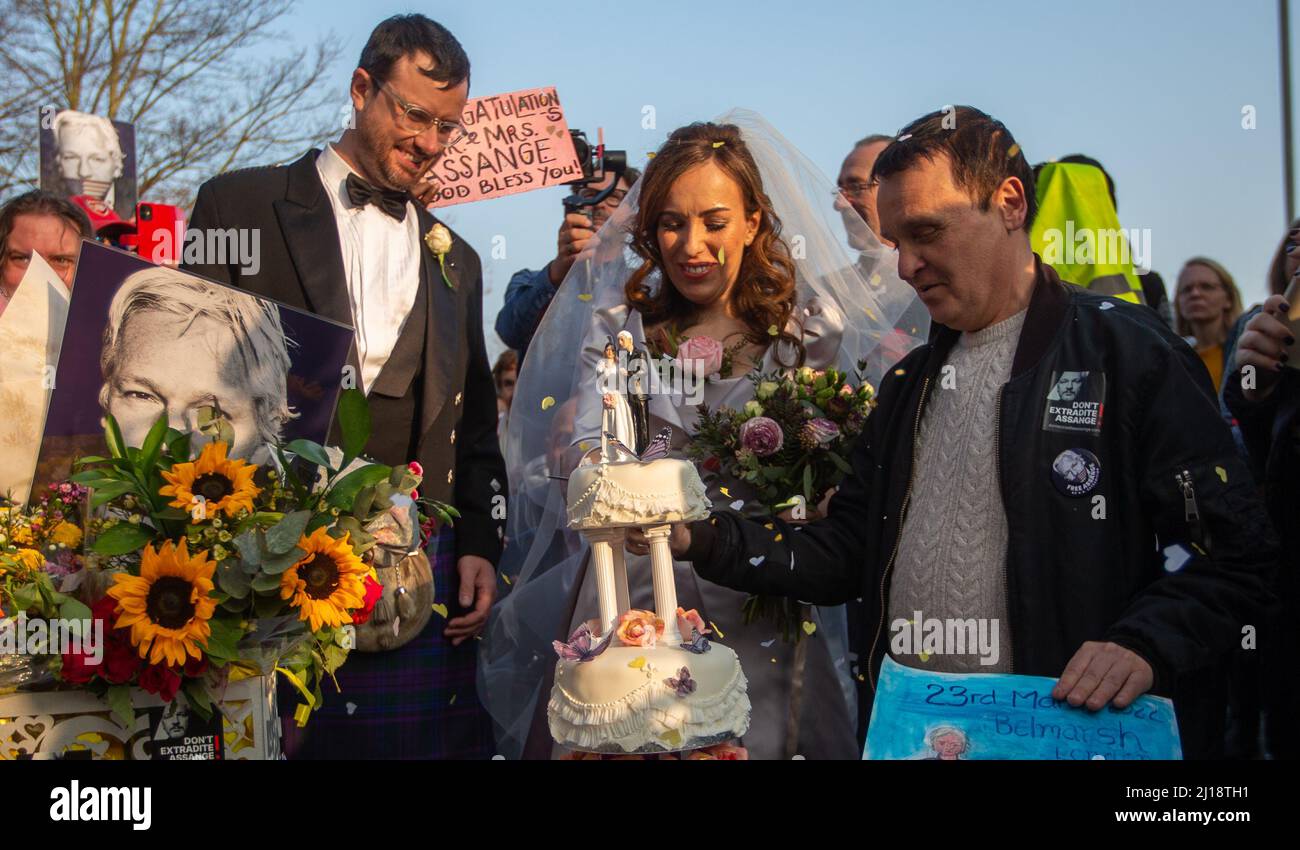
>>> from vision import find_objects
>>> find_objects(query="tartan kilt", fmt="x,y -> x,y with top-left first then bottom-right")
278,528 -> 495,759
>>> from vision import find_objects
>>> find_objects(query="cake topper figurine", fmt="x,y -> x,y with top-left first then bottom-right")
597,337 -> 636,462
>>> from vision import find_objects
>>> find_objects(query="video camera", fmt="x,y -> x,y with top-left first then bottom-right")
562,129 -> 627,218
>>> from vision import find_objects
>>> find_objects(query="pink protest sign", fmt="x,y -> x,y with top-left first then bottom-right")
429,86 -> 582,206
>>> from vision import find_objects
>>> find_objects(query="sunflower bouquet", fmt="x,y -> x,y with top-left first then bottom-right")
57,389 -> 455,728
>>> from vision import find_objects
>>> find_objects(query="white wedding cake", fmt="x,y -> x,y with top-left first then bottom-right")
548,450 -> 751,755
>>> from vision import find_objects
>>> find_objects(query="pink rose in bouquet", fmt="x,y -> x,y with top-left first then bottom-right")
677,335 -> 724,378
802,418 -> 840,448
739,416 -> 783,457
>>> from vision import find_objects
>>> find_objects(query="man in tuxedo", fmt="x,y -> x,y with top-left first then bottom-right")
183,14 -> 506,759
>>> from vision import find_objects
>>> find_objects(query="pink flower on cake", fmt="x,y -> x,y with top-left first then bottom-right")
677,335 -> 724,378
676,607 -> 710,640
739,416 -> 783,457
615,609 -> 664,648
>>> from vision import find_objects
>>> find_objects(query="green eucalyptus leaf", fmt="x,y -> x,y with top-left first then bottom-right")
233,529 -> 263,566
261,546 -> 305,576
217,561 -> 252,598
251,571 -> 284,593
265,510 -> 311,555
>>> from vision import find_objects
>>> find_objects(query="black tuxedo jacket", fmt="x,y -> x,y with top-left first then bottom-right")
184,149 -> 506,564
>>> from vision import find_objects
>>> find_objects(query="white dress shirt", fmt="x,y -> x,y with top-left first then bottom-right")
315,144 -> 422,393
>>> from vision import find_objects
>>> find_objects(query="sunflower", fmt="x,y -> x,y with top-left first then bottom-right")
160,441 -> 261,519
279,527 -> 368,633
109,539 -> 217,667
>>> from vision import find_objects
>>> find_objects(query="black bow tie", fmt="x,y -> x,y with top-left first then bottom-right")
345,173 -> 409,221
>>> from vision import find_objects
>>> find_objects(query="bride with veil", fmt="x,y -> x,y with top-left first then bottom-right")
481,110 -> 928,759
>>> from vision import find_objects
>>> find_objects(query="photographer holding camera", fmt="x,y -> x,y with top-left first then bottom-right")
494,155 -> 639,364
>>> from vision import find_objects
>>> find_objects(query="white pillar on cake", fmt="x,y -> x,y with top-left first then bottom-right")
610,529 -> 631,617
644,524 -> 681,644
583,528 -> 622,637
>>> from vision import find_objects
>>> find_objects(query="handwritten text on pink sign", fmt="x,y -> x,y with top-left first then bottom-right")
430,87 -> 581,206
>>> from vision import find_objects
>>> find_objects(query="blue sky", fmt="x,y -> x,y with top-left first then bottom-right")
291,0 -> 1293,360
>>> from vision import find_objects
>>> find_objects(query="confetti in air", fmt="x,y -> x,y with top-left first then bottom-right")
541,396 -> 555,410
1008,143 -> 1021,158
431,603 -> 449,619
578,293 -> 593,302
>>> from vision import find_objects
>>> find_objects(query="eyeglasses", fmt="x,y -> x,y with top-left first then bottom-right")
376,81 -> 468,148
835,180 -> 877,199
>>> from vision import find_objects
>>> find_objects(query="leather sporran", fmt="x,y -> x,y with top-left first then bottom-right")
353,500 -> 434,652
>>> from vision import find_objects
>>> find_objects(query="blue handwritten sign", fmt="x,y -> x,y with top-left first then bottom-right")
864,657 -> 1182,760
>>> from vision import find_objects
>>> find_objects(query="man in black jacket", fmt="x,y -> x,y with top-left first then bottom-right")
183,15 -> 506,758
640,107 -> 1275,758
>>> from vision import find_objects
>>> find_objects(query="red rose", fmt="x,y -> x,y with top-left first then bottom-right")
61,596 -> 121,684
183,655 -> 209,678
91,595 -> 119,626
60,646 -> 99,684
139,663 -> 181,702
350,575 -> 384,625
702,456 -> 721,473
101,633 -> 140,684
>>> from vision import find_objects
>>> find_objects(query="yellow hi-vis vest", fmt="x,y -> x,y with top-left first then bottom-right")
1030,162 -> 1146,305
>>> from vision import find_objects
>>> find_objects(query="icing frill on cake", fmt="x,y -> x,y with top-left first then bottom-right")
566,458 -> 710,529
548,645 -> 751,754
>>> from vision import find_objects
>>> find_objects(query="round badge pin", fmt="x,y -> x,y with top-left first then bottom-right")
1050,448 -> 1101,497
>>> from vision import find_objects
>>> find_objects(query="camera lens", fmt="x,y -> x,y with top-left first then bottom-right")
139,204 -> 152,221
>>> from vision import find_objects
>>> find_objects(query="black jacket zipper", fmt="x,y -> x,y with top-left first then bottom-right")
1176,469 -> 1210,551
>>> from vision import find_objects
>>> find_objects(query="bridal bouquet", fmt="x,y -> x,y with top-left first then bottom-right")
56,389 -> 456,727
688,362 -> 877,641
688,362 -> 876,512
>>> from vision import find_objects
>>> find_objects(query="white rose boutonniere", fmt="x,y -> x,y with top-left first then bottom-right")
424,223 -> 455,290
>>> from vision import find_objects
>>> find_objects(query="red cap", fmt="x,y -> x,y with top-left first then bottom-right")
69,195 -> 136,238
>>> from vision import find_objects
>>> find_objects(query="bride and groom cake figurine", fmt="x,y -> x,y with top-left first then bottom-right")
548,333 -> 752,755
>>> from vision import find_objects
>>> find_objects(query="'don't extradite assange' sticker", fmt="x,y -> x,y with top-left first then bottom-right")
1042,370 -> 1105,435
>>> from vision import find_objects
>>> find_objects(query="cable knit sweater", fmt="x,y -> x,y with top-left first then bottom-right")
887,309 -> 1027,673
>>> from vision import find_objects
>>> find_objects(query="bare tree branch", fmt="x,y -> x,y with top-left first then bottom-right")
0,0 -> 342,207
